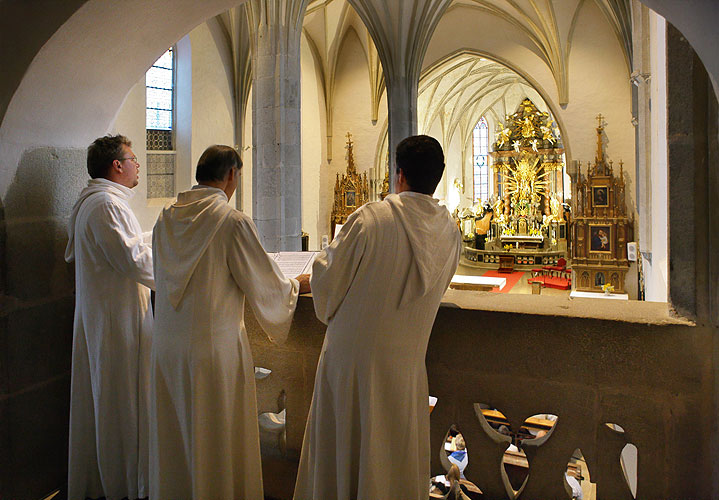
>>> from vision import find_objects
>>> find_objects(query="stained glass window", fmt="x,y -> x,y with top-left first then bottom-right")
146,48 -> 174,130
472,117 -> 489,202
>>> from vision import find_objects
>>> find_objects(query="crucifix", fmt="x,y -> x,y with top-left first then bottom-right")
595,114 -> 605,163
596,113 -> 604,129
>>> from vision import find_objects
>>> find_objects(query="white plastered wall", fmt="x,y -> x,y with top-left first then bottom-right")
109,21 -> 234,232
644,13 -> 668,302
188,21 -> 234,174
301,34 -> 323,250
319,27 -> 387,242
425,2 -> 635,194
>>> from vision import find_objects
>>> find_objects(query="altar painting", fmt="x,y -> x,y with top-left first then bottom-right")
589,225 -> 612,253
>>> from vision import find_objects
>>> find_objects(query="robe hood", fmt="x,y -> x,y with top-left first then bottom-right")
154,186 -> 233,308
65,178 -> 134,263
385,191 -> 459,307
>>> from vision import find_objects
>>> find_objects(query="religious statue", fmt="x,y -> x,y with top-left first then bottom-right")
521,116 -> 535,138
496,126 -> 512,147
540,125 -> 556,144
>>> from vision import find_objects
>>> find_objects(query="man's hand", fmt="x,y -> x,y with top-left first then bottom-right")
295,273 -> 311,294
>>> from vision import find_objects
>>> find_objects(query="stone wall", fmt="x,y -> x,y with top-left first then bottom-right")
247,295 -> 713,499
0,147 -> 87,499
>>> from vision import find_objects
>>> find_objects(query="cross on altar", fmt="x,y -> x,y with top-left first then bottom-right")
596,114 -> 604,128
345,132 -> 353,149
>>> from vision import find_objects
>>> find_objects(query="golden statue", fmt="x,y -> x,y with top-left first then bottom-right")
496,126 -> 512,147
542,194 -> 564,226
380,168 -> 390,200
521,116 -> 535,138
540,125 -> 556,143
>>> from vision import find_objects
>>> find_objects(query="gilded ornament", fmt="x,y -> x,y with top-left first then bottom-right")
331,132 -> 369,236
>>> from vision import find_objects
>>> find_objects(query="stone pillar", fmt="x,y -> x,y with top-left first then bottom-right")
666,22 -> 718,322
348,0 -> 453,189
248,0 -> 309,251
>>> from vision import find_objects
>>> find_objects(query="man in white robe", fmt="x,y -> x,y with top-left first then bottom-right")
65,134 -> 154,500
295,135 -> 461,500
149,145 -> 310,500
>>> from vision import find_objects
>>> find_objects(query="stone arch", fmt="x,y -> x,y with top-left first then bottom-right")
0,0 -> 251,197
1,2 -> 719,498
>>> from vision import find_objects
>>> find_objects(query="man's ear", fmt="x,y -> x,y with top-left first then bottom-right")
226,166 -> 237,182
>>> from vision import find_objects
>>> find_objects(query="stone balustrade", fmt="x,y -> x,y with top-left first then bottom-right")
247,292 -> 710,499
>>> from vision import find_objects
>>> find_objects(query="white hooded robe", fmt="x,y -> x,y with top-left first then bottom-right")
149,186 -> 299,500
294,191 -> 461,500
65,178 -> 154,500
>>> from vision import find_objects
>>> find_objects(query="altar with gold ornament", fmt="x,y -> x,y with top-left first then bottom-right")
570,115 -> 634,294
460,98 -> 568,270
330,133 -> 369,238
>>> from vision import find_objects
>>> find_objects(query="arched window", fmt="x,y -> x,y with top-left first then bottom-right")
472,117 -> 489,202
146,48 -> 175,198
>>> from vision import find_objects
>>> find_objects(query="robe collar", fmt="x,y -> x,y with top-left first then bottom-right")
184,184 -> 229,199
65,177 -> 135,263
88,177 -> 135,201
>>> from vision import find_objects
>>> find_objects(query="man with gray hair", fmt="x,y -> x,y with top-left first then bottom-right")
149,145 -> 309,499
65,134 -> 154,500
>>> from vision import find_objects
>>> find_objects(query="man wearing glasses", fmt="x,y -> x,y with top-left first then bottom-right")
65,134 -> 154,500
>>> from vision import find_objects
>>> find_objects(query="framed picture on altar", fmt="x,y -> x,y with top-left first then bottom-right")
592,186 -> 609,207
345,190 -> 356,208
589,224 -> 612,253
594,271 -> 606,287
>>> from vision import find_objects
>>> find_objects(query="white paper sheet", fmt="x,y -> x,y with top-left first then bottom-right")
268,251 -> 318,278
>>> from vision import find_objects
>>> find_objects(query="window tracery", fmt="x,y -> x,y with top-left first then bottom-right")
472,117 -> 489,202
146,48 -> 176,199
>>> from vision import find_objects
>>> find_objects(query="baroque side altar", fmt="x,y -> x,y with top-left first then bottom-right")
330,132 -> 369,238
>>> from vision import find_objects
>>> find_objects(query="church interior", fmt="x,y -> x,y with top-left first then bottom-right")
2,0 -> 719,499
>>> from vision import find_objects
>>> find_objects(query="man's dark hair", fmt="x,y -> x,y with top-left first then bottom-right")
195,145 -> 242,182
87,134 -> 131,179
395,135 -> 445,195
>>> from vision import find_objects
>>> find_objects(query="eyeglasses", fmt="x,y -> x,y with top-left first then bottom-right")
117,156 -> 138,164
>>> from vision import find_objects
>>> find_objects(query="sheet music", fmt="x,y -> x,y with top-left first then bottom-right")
268,251 -> 318,278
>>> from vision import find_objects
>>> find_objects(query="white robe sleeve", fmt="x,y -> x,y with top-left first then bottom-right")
310,210 -> 367,324
89,201 -> 155,290
227,215 -> 300,344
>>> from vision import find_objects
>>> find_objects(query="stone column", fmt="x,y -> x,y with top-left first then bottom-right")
348,0 -> 452,189
248,0 -> 309,251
